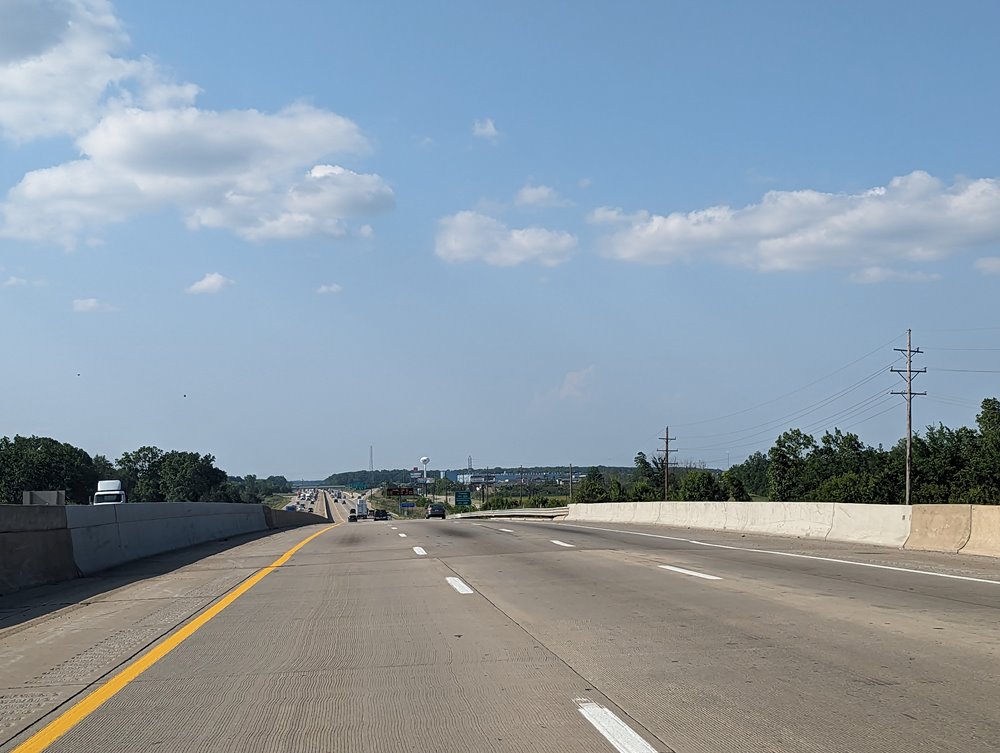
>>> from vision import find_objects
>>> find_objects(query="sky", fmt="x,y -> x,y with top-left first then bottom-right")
1,0 -> 999,479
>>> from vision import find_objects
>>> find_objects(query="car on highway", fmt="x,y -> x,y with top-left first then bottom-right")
284,503 -> 298,512
373,509 -> 389,521
426,504 -> 446,520
348,508 -> 358,522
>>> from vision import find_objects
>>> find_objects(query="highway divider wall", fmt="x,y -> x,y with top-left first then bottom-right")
0,506 -> 77,595
565,501 -> 991,556
1,502 -> 327,595
904,504 -> 972,553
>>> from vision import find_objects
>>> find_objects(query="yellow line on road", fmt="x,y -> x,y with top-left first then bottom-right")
11,523 -> 339,753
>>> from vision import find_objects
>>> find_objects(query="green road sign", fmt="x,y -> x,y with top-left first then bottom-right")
455,491 -> 472,505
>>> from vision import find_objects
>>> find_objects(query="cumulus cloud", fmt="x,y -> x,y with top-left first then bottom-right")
3,276 -> 27,286
592,172 -> 1000,274
472,117 -> 499,141
0,1 -> 392,246
849,267 -> 941,284
974,257 -> 1000,275
317,283 -> 343,294
72,297 -> 117,312
514,183 -> 571,208
435,211 -> 576,267
186,272 -> 234,295
558,366 -> 594,400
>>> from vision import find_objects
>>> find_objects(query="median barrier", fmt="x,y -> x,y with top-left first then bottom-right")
608,502 -> 637,524
827,503 -> 910,547
631,502 -> 660,524
905,504 -> 972,553
657,501 -> 728,530
725,501 -> 834,538
265,507 -> 327,528
0,505 -> 77,595
959,506 -> 1000,557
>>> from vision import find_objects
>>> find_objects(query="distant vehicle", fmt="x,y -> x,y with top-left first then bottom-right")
284,504 -> 298,512
93,480 -> 126,505
348,508 -> 358,522
373,509 -> 389,521
426,504 -> 446,520
357,499 -> 369,519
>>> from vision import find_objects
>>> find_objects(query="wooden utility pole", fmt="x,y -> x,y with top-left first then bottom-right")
568,463 -> 573,502
660,426 -> 677,500
891,329 -> 925,505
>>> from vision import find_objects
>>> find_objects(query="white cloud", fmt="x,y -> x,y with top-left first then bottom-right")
3,276 -> 27,287
514,183 -> 571,208
435,211 -> 576,267
317,283 -> 343,294
186,272 -> 234,295
578,178 -> 593,189
0,1 -> 392,246
558,366 -> 594,400
592,172 -> 1000,273
472,117 -> 499,141
849,267 -> 941,284
72,297 -> 117,312
974,257 -> 1000,275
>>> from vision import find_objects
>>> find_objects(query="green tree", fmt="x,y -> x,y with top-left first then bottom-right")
767,429 -> 818,501
116,446 -> 164,503
679,470 -> 727,501
722,470 -> 751,501
0,435 -> 101,504
575,467 -> 609,502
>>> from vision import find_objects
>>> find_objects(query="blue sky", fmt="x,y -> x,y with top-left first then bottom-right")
1,0 -> 999,478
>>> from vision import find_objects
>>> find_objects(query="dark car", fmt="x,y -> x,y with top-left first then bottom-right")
426,504 -> 446,520
349,508 -> 358,522
373,509 -> 389,521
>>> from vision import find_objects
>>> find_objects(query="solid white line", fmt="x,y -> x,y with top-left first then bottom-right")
575,698 -> 658,753
390,526 -> 398,530
398,533 -> 407,538
658,564 -> 722,581
551,539 -> 575,548
555,523 -> 1000,586
446,576 -> 474,594
499,528 -> 515,533
413,546 -> 427,556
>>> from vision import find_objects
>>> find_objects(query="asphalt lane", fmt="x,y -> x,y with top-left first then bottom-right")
2,516 -> 999,752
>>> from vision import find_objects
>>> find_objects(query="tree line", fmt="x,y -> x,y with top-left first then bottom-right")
725,397 -> 1000,504
0,435 -> 290,505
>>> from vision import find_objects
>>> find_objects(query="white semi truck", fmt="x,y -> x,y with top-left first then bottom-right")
356,497 -> 369,519
92,480 -> 127,505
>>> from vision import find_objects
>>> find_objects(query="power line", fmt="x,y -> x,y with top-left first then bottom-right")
931,367 -> 1000,373
682,363 -> 898,445
673,332 -> 905,428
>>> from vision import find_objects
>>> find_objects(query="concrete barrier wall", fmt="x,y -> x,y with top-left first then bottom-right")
265,507 -> 327,529
657,501 -> 729,530
726,501 -> 835,538
961,506 -> 1000,557
828,503 -> 911,547
70,503 -> 268,575
0,506 -> 77,595
3,502 -> 283,591
904,505 -> 973,553
566,500 -> 908,548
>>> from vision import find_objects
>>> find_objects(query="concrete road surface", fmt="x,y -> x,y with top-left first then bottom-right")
2,517 -> 999,752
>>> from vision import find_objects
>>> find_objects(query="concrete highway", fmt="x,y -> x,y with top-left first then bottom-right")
2,515 -> 999,752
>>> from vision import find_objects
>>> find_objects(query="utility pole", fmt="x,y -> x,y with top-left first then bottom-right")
891,329 -> 926,506
659,426 -> 677,500
519,465 -> 524,507
369,445 -> 374,490
568,463 -> 573,502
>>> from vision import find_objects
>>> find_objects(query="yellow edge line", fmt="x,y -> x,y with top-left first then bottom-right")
12,523 -> 339,753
